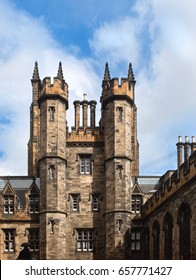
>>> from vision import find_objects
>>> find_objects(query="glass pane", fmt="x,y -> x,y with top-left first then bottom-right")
136,241 -> 140,250
131,232 -> 136,240
88,241 -> 93,250
4,205 -> 9,213
83,241 -> 88,251
10,241 -> 14,251
88,232 -> 93,240
77,232 -> 82,240
4,242 -> 9,251
77,241 -> 82,250
136,232 -> 140,240
83,231 -> 88,240
5,232 -> 9,240
131,242 -> 135,250
9,205 -> 14,213
10,232 -> 14,240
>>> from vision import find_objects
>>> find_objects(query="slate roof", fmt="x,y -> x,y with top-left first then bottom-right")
132,176 -> 160,194
0,176 -> 40,207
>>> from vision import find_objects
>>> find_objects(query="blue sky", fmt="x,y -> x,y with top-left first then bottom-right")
0,0 -> 196,175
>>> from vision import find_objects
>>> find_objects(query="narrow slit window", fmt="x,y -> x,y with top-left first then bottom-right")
49,107 -> 55,121
117,107 -> 123,122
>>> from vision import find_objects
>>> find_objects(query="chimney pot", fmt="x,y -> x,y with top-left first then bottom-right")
178,136 -> 182,143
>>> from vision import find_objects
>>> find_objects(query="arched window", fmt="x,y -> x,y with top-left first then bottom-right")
152,220 -> 160,259
178,202 -> 191,260
163,212 -> 173,259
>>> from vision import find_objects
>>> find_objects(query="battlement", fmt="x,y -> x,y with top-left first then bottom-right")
39,76 -> 69,101
142,149 -> 196,216
101,63 -> 136,107
110,77 -> 134,97
67,127 -> 103,144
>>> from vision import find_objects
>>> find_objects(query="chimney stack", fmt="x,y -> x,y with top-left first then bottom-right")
89,100 -> 97,130
184,136 -> 190,162
191,136 -> 196,154
176,136 -> 183,168
81,93 -> 88,132
73,100 -> 81,132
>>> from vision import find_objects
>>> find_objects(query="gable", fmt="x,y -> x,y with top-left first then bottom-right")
133,185 -> 141,194
28,182 -> 40,196
2,181 -> 15,195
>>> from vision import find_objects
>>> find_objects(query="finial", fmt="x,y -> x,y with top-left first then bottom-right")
127,63 -> 135,83
57,61 -> 64,81
32,61 -> 40,81
104,62 -> 111,81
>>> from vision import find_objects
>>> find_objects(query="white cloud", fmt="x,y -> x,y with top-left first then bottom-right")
89,17 -> 142,68
0,0 -> 100,175
1,0 -> 196,177
89,0 -> 196,175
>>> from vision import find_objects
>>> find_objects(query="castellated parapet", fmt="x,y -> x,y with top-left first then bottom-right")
142,137 -> 196,217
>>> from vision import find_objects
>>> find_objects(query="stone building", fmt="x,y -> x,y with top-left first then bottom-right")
0,62 -> 195,259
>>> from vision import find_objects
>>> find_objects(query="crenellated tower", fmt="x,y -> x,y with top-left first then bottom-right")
101,63 -> 139,259
36,62 -> 68,259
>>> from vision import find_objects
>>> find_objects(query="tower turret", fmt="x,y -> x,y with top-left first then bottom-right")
38,62 -> 68,259
101,63 -> 139,259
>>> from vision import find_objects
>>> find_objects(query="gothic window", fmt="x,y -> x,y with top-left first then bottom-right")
163,212 -> 173,259
131,195 -> 142,213
76,230 -> 94,252
70,194 -> 80,212
117,107 -> 123,122
80,156 -> 91,175
152,220 -> 160,260
178,202 -> 191,260
28,229 -> 39,251
3,229 -> 15,252
29,196 -> 39,214
130,229 -> 141,251
4,195 -> 14,214
49,106 -> 55,121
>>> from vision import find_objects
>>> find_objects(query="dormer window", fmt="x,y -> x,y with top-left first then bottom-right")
131,195 -> 142,213
29,196 -> 39,214
4,196 -> 14,214
28,180 -> 40,214
131,184 -> 142,214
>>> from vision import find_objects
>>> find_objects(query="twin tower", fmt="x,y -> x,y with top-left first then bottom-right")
28,62 -> 139,259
